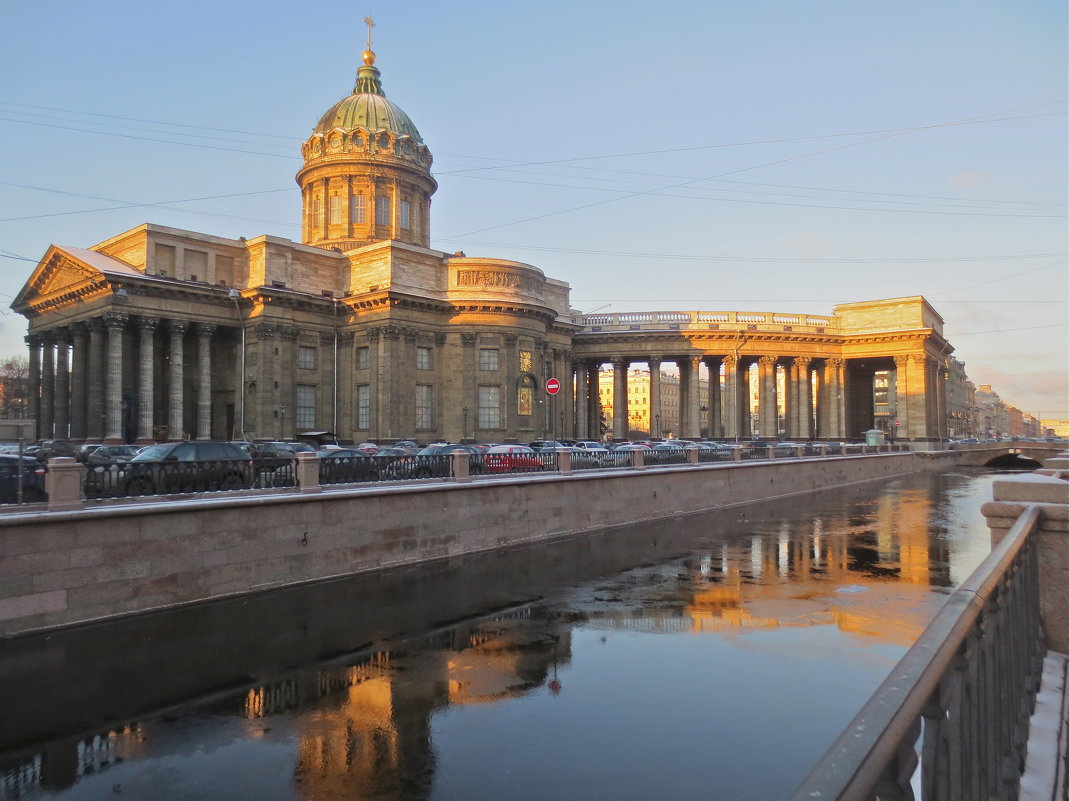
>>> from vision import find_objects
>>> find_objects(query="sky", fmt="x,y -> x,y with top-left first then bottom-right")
0,0 -> 1065,419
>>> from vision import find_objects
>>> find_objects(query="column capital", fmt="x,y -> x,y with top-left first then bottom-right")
169,319 -> 189,336
25,333 -> 42,347
796,355 -> 812,369
758,354 -> 777,367
647,354 -> 662,366
461,331 -> 477,346
253,322 -> 275,339
434,332 -> 447,346
503,333 -> 518,347
319,332 -> 334,347
53,326 -> 72,344
70,321 -> 89,338
104,312 -> 129,330
610,356 -> 628,368
138,316 -> 161,333
723,354 -> 738,370
197,322 -> 218,337
827,357 -> 845,369
278,325 -> 298,342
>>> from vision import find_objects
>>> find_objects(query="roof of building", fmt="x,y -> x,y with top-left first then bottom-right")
313,49 -> 423,141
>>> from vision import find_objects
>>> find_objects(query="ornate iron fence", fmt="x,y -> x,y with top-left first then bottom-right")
788,505 -> 1044,801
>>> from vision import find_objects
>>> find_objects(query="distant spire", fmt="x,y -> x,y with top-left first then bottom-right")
354,15 -> 384,95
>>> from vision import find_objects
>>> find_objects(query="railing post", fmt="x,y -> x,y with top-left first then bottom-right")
733,448 -> 741,462
766,444 -> 776,460
557,447 -> 572,475
295,452 -> 320,493
630,450 -> 645,469
820,444 -> 828,457
686,448 -> 699,465
46,457 -> 84,511
451,452 -> 471,482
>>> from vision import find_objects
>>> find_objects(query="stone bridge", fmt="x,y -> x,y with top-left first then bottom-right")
948,441 -> 1065,468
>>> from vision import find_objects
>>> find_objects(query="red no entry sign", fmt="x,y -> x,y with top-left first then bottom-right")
546,378 -> 561,395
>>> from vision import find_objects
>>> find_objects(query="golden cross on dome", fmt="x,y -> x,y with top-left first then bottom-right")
363,15 -> 375,51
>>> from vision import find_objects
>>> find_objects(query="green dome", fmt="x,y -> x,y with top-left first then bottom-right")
313,62 -> 424,143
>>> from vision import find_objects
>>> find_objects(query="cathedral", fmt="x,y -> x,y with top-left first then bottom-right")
12,31 -> 953,446
13,39 -> 580,445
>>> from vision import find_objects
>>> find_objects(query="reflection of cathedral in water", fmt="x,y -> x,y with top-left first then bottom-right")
0,485 -> 952,799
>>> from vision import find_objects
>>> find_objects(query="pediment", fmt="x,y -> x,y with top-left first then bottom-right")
11,246 -> 116,313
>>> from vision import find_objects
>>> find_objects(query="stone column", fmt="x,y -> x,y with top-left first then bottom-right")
611,357 -> 628,440
684,356 -> 702,439
168,321 -> 187,440
69,324 -> 89,441
722,355 -> 739,440
758,355 -> 777,438
827,358 -> 845,439
796,357 -> 812,440
705,356 -> 722,439
574,360 -> 589,439
648,357 -> 662,438
374,326 -> 398,441
503,333 -> 519,441
53,329 -> 71,440
897,354 -> 929,441
104,314 -> 127,443
87,320 -> 106,441
137,317 -> 159,442
25,334 -> 41,441
196,323 -> 216,440
461,331 -> 477,442
39,332 -> 55,439
935,359 -> 948,440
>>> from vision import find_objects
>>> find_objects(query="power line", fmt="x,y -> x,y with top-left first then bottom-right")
437,102 -> 1069,240
440,173 -> 1066,219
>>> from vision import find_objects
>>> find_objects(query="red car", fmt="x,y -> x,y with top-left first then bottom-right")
483,445 -> 543,473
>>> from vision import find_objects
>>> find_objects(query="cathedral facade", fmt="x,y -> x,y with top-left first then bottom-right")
12,40 -> 952,446
14,45 -> 579,445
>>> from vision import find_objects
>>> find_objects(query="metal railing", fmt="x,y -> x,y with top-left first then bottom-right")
788,506 -> 1044,801
17,444 -> 913,505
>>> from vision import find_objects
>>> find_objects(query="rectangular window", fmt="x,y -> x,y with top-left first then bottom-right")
415,385 -> 432,430
400,199 -> 411,230
298,346 -> 316,370
295,384 -> 316,429
185,249 -> 207,281
357,346 -> 369,370
416,346 -> 432,370
351,194 -> 366,224
375,195 -> 390,226
314,198 -> 325,228
478,386 -> 502,430
356,385 -> 370,429
154,244 -> 175,277
328,195 -> 342,225
479,348 -> 499,371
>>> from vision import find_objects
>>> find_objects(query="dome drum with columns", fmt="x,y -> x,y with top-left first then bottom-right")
11,29 -> 953,447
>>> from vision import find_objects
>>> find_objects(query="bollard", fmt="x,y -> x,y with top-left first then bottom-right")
451,452 -> 471,482
557,447 -> 572,475
46,457 -> 84,511
295,452 -> 321,493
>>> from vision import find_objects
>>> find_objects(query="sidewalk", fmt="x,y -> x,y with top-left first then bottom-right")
1020,650 -> 1068,801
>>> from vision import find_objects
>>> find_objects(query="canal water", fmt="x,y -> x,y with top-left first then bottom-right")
0,468 -> 1006,801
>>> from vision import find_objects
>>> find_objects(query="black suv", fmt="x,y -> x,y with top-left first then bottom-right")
105,441 -> 254,496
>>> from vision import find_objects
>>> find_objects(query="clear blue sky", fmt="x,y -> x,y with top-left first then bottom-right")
1,0 -> 1065,417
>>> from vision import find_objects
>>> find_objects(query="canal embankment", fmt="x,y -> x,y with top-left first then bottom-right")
0,451 -> 957,637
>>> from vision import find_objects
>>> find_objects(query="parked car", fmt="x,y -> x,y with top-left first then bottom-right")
528,440 -> 565,451
317,448 -> 380,484
0,454 -> 46,503
98,441 -> 254,496
86,444 -> 141,465
392,444 -> 486,478
75,443 -> 103,463
484,444 -> 543,473
36,440 -> 76,460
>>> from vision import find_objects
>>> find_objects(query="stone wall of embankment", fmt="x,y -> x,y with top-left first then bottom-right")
0,452 -> 955,637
